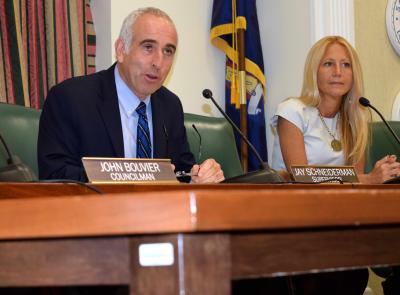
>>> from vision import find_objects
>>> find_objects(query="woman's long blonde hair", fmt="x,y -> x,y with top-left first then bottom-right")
300,36 -> 370,165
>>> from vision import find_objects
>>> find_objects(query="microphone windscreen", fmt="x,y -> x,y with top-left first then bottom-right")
202,89 -> 213,99
359,97 -> 370,107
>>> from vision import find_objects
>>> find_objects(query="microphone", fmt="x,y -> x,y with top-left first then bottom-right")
0,132 -> 37,182
191,124 -> 202,161
163,124 -> 169,156
359,97 -> 400,184
202,89 -> 283,183
359,97 -> 400,145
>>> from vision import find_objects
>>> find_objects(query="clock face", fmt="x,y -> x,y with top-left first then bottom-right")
386,0 -> 400,56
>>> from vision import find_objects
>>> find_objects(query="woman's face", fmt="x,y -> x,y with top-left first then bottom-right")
317,43 -> 353,102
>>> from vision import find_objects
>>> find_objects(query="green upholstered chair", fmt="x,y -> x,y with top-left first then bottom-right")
366,121 -> 400,281
184,113 -> 243,179
365,121 -> 400,173
0,103 -> 41,177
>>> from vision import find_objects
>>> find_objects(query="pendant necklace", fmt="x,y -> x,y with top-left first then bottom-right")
318,110 -> 342,152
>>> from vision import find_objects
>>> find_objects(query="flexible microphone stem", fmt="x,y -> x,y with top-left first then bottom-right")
0,133 -> 14,164
0,131 -> 37,182
359,97 -> 400,146
202,89 -> 267,169
163,124 -> 169,156
202,88 -> 284,183
192,124 -> 202,162
368,104 -> 400,146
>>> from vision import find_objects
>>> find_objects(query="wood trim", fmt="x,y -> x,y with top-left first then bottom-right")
1,184 -> 400,239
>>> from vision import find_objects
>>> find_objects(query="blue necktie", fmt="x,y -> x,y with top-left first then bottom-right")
136,102 -> 151,158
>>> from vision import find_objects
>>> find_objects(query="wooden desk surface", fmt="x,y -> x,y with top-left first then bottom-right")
0,183 -> 399,239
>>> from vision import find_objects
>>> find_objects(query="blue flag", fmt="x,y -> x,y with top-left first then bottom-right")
211,0 -> 267,171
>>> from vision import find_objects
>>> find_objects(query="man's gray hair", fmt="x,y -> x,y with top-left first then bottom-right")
118,7 -> 175,53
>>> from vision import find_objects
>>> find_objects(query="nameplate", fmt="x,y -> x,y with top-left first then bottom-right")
290,165 -> 359,183
139,243 -> 174,267
82,157 -> 178,184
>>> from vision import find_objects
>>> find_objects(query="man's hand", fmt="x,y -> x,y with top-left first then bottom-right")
190,158 -> 225,183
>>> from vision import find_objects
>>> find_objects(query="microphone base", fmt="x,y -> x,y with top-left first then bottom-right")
222,168 -> 284,184
383,176 -> 400,184
0,163 -> 37,182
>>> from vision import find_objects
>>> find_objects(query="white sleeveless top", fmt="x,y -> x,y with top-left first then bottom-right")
271,98 -> 345,170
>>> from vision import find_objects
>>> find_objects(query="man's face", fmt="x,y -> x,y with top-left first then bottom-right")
116,14 -> 177,99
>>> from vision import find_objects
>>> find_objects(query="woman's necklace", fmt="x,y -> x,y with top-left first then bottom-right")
317,110 -> 342,152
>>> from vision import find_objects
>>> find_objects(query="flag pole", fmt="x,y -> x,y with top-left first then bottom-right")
237,28 -> 248,172
211,0 -> 267,172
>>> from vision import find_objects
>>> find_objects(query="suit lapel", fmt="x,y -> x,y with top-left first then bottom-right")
97,64 -> 124,157
151,91 -> 168,158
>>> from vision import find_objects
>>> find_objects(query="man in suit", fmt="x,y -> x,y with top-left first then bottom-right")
38,7 -> 224,183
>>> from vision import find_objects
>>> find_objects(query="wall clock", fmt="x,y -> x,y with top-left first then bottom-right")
386,0 -> 400,56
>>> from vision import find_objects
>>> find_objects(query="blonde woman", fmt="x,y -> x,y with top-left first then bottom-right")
272,35 -> 400,183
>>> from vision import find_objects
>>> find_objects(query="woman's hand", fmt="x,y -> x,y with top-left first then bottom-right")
363,155 -> 400,184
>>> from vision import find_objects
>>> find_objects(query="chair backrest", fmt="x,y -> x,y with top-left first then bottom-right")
184,113 -> 243,179
0,103 -> 41,176
365,121 -> 400,173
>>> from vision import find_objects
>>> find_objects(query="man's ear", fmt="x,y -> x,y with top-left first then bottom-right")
115,38 -> 125,63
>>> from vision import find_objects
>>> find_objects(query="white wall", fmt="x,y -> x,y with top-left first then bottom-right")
92,0 -> 226,116
91,0 -> 312,162
90,0 -> 111,71
258,1 -> 311,162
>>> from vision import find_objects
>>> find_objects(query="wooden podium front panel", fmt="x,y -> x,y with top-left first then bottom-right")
129,234 -> 231,295
0,237 -> 130,287
0,183 -> 400,294
230,227 -> 400,278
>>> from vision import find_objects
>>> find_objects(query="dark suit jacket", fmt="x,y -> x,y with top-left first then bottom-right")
38,64 -> 195,181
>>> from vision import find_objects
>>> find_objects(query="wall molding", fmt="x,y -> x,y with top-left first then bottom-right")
391,90 -> 400,120
310,0 -> 355,46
